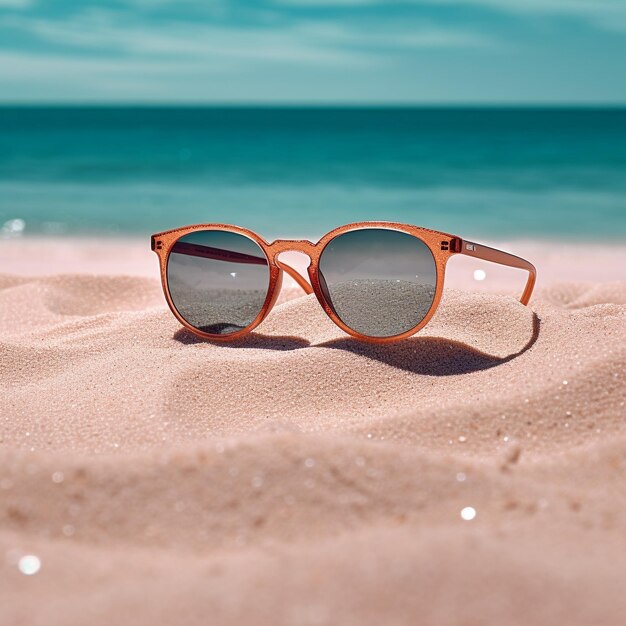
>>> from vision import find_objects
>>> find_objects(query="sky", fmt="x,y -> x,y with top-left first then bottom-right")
0,0 -> 625,104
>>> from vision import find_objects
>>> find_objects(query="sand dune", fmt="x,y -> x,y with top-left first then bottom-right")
1,270 -> 625,626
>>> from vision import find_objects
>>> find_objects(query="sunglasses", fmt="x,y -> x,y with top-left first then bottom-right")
151,222 -> 536,343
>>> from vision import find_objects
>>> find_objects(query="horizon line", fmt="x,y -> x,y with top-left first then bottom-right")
1,102 -> 626,109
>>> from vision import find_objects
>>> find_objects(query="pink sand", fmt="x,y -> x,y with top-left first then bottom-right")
0,237 -> 625,626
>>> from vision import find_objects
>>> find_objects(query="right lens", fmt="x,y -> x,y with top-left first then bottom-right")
166,230 -> 270,335
318,227 -> 437,337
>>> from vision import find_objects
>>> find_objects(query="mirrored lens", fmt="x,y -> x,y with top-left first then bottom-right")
318,228 -> 437,337
167,230 -> 269,335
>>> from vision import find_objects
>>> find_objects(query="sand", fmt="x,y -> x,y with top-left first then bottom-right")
1,237 -> 625,626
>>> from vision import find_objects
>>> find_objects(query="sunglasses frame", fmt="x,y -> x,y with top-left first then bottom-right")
152,221 -> 536,343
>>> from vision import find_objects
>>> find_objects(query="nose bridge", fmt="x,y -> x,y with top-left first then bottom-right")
268,239 -> 316,296
268,238 -> 317,260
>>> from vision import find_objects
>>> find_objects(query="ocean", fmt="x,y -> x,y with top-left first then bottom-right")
0,106 -> 625,240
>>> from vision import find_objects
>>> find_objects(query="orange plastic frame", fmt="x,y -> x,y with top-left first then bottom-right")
151,222 -> 536,343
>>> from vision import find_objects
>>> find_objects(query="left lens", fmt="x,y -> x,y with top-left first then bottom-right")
318,228 -> 437,338
167,229 -> 269,335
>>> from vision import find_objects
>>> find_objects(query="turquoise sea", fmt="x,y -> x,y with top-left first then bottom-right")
0,106 -> 625,240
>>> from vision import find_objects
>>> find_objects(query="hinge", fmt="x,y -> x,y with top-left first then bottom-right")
441,238 -> 462,252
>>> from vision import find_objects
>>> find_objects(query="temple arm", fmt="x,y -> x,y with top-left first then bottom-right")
459,239 -> 537,305
171,241 -> 313,294
171,241 -> 268,265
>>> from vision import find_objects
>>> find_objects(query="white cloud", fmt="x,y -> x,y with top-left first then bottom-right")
486,0 -> 626,32
0,8 -> 496,101
0,50 -> 236,100
278,0 -> 625,10
277,0 -> 626,32
466,0 -> 625,12
2,12 -> 382,67
0,7 -> 494,85
455,0 -> 626,26
299,21 -> 493,48
0,0 -> 31,7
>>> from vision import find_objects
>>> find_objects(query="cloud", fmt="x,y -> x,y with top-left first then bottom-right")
277,0 -> 624,11
480,0 -> 626,32
0,0 -> 31,7
456,0 -> 626,28
1,7 -> 493,71
1,12 -> 380,67
276,0 -> 626,32
1,0 -> 624,102
464,0 -> 625,13
0,5 -> 496,102
298,21 -> 494,49
0,50 -> 232,100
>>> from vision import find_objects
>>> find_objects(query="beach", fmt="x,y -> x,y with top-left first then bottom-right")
1,236 -> 625,625
2,0 -> 626,612
1,0 -> 626,616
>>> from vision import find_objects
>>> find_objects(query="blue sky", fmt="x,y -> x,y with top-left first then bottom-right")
0,0 -> 625,103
